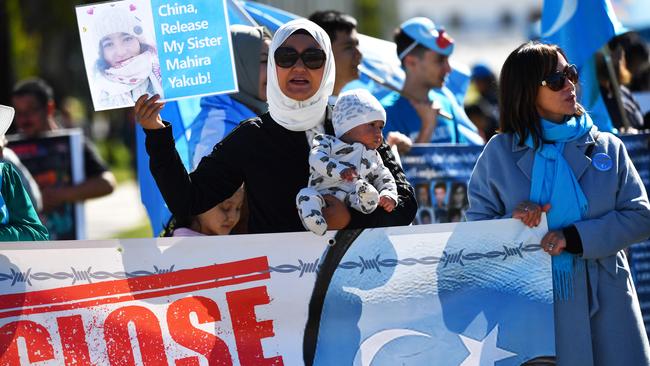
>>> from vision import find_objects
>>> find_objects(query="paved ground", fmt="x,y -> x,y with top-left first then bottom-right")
84,180 -> 149,240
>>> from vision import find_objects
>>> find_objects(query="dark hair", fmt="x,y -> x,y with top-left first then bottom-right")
291,28 -> 312,37
95,35 -> 156,72
434,181 -> 447,191
601,35 -> 632,85
394,28 -> 428,65
609,32 -> 648,61
308,10 -> 357,43
161,215 -> 193,237
12,78 -> 54,109
450,182 -> 468,209
499,41 -> 585,150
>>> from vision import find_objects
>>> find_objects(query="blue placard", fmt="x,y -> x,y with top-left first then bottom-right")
151,0 -> 237,99
76,0 -> 237,111
401,144 -> 483,225
629,240 -> 650,340
621,134 -> 650,192
621,134 -> 650,340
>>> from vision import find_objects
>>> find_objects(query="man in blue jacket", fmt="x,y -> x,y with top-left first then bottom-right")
381,17 -> 483,147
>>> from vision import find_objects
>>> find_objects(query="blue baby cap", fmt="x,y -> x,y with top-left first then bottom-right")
399,17 -> 454,59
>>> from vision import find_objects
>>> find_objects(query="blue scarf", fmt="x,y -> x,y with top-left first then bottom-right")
525,114 -> 593,300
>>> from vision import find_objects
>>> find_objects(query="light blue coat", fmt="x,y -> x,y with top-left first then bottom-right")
467,127 -> 650,366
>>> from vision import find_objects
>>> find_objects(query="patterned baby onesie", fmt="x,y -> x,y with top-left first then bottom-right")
296,134 -> 398,235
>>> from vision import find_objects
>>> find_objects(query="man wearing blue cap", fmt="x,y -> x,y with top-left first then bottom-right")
381,17 -> 483,146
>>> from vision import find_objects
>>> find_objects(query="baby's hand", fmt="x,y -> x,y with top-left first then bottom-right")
340,168 -> 358,182
379,196 -> 396,212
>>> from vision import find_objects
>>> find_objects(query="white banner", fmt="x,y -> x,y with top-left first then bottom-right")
0,218 -> 554,365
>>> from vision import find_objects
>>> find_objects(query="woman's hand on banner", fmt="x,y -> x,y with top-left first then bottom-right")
512,201 -> 550,227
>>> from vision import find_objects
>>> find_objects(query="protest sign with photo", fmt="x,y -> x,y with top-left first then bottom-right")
0,219 -> 554,365
401,144 -> 483,225
620,133 -> 650,340
6,129 -> 85,240
76,0 -> 237,111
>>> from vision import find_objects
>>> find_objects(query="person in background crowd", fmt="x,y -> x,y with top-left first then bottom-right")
135,19 -> 416,235
469,63 -> 498,108
163,186 -> 244,237
381,17 -> 483,149
465,63 -> 499,141
189,25 -> 272,169
11,78 -> 116,213
615,32 -> 650,93
310,10 -> 412,155
308,10 -> 362,105
296,89 -> 398,236
0,105 -> 48,241
467,41 -> 650,365
596,34 -> 649,132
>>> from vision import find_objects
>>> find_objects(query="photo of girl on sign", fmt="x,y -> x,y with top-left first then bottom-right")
78,2 -> 163,110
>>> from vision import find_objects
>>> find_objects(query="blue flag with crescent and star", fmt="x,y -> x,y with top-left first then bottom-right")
541,0 -> 626,132
313,220 -> 555,365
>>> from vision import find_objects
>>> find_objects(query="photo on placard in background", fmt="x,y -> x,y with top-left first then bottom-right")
416,207 -> 434,225
448,181 -> 469,221
7,130 -> 85,240
77,1 -> 162,111
413,180 -> 469,225
415,182 -> 432,208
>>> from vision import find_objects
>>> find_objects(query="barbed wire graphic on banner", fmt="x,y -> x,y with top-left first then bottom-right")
269,242 -> 542,277
0,243 -> 541,287
0,265 -> 175,287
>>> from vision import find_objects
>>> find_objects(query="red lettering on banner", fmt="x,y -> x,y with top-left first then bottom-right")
167,296 -> 233,366
227,286 -> 284,366
0,257 -> 270,319
0,320 -> 55,365
104,306 -> 168,366
58,315 -> 92,365
0,257 -> 284,364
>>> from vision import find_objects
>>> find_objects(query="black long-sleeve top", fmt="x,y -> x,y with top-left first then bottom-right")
144,107 -> 417,234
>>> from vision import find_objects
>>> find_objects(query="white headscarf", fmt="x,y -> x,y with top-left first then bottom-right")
267,19 -> 335,132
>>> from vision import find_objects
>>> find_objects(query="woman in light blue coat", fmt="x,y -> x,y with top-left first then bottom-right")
467,42 -> 650,365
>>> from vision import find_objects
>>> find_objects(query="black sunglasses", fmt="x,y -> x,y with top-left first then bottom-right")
541,64 -> 578,91
274,47 -> 326,69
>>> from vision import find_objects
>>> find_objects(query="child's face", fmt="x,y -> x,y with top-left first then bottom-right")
341,120 -> 384,149
101,32 -> 141,68
197,189 -> 244,235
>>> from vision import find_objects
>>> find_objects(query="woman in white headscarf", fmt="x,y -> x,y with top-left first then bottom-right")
135,19 -> 416,234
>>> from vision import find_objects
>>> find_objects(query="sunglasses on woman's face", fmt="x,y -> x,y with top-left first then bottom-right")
541,64 -> 579,91
274,47 -> 326,69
